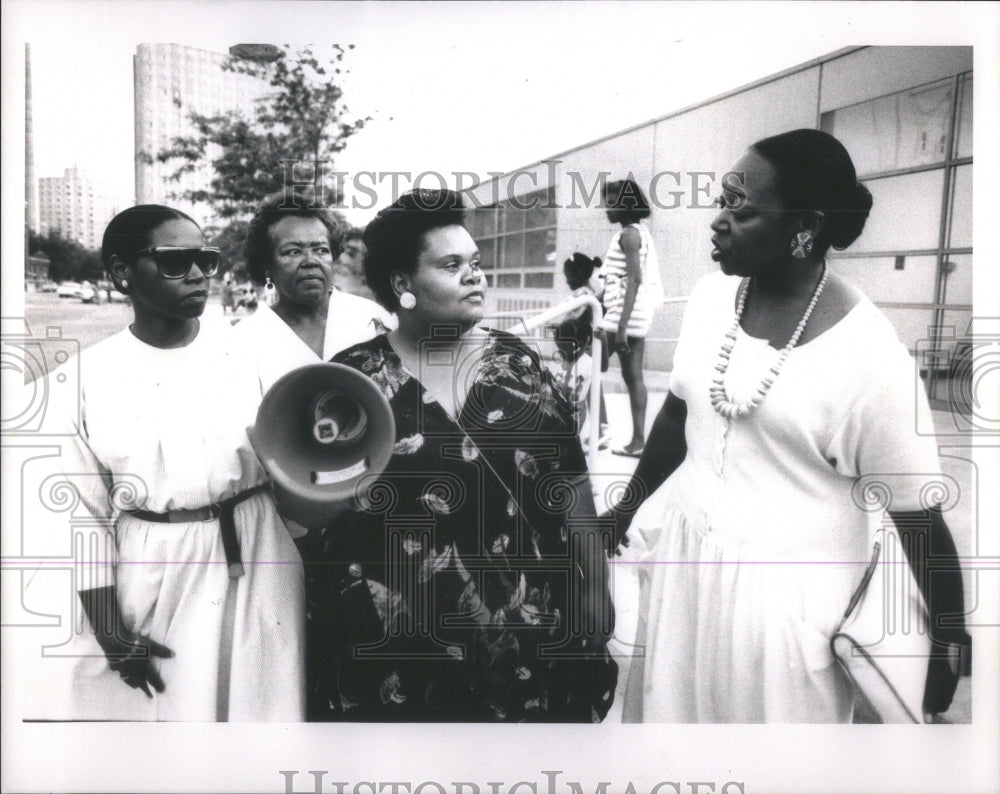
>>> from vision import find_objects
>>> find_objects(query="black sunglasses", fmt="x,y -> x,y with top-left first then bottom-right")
136,246 -> 221,279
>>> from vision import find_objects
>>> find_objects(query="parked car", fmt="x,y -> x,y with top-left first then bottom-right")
56,282 -> 81,299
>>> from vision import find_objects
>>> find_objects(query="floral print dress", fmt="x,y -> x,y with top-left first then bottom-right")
300,329 -> 617,722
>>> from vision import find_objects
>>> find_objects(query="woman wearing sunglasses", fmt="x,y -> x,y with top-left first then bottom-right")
32,205 -> 305,721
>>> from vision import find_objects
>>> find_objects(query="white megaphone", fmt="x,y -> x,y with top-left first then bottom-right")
248,363 -> 395,528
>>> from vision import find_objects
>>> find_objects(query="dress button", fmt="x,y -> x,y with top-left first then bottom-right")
348,562 -> 363,579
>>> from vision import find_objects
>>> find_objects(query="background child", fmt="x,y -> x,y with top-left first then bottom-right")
553,253 -> 609,450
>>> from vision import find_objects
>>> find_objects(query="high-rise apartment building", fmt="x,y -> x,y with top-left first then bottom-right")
133,43 -> 270,224
38,167 -> 118,250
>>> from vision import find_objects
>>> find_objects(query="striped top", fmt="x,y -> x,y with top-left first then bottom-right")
598,222 -> 663,337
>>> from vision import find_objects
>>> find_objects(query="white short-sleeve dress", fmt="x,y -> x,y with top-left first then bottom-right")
25,319 -> 305,721
622,272 -> 943,723
233,289 -> 396,395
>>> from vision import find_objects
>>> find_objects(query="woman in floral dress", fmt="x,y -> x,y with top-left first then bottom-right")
300,190 -> 617,722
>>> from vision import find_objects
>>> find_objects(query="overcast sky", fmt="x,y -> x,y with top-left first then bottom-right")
13,0 -> 979,226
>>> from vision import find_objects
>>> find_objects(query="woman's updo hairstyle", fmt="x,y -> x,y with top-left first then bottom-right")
751,129 -> 873,254
101,205 -> 199,288
363,189 -> 466,311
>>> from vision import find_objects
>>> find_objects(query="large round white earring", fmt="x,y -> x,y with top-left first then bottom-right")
398,291 -> 417,310
120,279 -> 129,289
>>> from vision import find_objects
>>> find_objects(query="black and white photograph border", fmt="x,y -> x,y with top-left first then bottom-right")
2,1 -> 998,793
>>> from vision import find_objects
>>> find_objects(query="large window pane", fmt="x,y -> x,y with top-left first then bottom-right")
501,202 -> 526,234
941,253 -> 972,305
956,75 -> 973,159
523,229 -> 556,269
476,238 -> 496,271
924,307 -> 974,408
467,207 -> 495,238
524,272 -> 554,289
852,170 -> 944,252
525,187 -> 556,230
497,272 -> 521,288
499,234 -> 523,269
830,255 -> 937,306
821,78 -> 953,175
948,164 -> 972,249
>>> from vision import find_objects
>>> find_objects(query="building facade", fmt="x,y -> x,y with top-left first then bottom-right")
37,167 -> 118,250
466,46 -> 973,404
133,43 -> 269,225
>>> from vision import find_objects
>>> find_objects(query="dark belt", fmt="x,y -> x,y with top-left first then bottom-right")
128,484 -> 268,579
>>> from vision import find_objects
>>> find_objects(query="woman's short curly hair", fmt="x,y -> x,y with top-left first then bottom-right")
244,189 -> 346,285
363,189 -> 466,311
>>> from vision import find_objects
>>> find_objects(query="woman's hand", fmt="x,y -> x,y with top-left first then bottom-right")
102,631 -> 173,697
888,504 -> 971,720
615,329 -> 631,355
922,629 -> 972,721
78,585 -> 174,697
600,507 -> 633,557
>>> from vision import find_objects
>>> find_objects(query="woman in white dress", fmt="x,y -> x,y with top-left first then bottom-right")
233,191 -> 395,395
31,205 -> 305,721
611,130 -> 970,723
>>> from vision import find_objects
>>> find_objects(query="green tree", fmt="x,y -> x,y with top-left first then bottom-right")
207,219 -> 250,276
155,45 -> 369,220
29,229 -> 102,283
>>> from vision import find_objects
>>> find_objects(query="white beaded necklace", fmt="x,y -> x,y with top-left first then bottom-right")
709,262 -> 828,419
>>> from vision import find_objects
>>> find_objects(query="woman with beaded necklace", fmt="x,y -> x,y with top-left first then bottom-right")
611,129 -> 969,723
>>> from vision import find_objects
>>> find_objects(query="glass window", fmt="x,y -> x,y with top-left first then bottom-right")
940,253 -> 972,305
852,170 -> 944,252
525,187 -> 556,230
477,238 -> 495,271
948,164 -> 972,249
830,255 -> 937,306
956,75 -> 973,159
471,189 -> 557,291
524,272 -> 554,289
523,229 -> 555,269
500,234 -> 523,269
821,78 -> 953,175
922,306 -> 974,408
467,206 -> 496,238
501,200 -> 526,234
